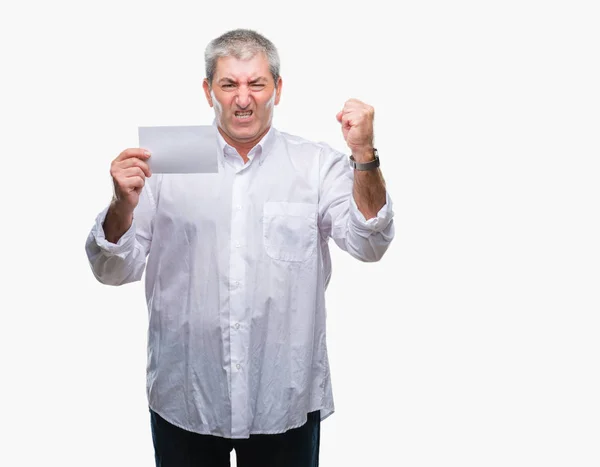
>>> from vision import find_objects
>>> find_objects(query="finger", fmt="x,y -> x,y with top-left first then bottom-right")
343,100 -> 372,116
343,99 -> 359,112
345,98 -> 365,107
118,157 -> 152,177
122,175 -> 145,191
120,166 -> 147,180
341,112 -> 355,128
116,148 -> 151,162
343,104 -> 361,117
342,108 -> 372,127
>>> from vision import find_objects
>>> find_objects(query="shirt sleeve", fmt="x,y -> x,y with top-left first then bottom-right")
85,176 -> 158,285
318,145 -> 395,262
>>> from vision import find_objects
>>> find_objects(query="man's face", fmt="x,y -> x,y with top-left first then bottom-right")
203,53 -> 282,145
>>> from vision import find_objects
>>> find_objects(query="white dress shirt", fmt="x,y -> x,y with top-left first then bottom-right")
85,126 -> 394,438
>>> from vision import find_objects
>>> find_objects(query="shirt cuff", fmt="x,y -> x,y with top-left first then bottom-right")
91,206 -> 137,258
349,191 -> 394,234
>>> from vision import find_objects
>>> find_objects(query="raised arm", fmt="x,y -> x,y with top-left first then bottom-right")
319,99 -> 394,262
336,99 -> 386,220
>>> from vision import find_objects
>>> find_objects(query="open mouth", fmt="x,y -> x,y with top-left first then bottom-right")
234,110 -> 253,120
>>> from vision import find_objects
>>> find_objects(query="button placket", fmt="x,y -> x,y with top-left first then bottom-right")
228,165 -> 252,438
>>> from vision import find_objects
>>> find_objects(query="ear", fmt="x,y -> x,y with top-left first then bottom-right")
274,77 -> 283,106
203,79 -> 213,107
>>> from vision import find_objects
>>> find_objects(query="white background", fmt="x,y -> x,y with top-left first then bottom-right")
1,0 -> 599,465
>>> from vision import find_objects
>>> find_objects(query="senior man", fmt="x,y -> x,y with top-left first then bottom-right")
86,28 -> 394,467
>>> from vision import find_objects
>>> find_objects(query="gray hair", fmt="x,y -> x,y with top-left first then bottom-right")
204,29 -> 280,86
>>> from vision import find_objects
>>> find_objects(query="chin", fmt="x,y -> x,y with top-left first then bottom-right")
232,124 -> 260,139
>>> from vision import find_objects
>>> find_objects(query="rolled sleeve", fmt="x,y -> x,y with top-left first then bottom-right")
85,180 -> 156,285
349,191 -> 394,235
90,206 -> 137,259
319,144 -> 395,262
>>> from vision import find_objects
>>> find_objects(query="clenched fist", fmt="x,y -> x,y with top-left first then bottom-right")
110,148 -> 152,213
336,98 -> 375,161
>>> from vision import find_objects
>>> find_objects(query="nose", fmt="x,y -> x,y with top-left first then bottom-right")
235,87 -> 251,109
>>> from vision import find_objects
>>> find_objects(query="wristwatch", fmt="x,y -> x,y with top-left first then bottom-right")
349,148 -> 380,171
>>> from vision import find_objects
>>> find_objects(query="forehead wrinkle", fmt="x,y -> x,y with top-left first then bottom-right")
213,55 -> 272,84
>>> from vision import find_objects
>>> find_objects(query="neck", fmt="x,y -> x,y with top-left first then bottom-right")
218,126 -> 271,158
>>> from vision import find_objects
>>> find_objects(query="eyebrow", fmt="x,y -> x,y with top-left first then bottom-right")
217,77 -> 268,85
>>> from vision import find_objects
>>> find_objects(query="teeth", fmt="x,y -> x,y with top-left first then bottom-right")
235,111 -> 252,118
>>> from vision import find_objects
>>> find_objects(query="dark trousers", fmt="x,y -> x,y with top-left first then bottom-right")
150,408 -> 320,467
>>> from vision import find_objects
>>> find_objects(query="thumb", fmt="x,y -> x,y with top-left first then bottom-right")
336,110 -> 343,122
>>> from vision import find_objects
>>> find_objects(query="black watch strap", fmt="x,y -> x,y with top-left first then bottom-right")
349,149 -> 380,171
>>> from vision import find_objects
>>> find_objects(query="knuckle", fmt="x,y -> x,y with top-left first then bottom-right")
131,159 -> 143,172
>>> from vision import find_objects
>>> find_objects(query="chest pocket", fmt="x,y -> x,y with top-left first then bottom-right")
263,202 -> 318,262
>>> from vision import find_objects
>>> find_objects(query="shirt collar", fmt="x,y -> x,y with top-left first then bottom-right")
213,119 -> 276,168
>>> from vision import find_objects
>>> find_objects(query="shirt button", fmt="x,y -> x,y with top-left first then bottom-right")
235,205 -> 242,211
236,363 -> 241,370
232,281 -> 240,288
235,323 -> 240,329
234,242 -> 241,248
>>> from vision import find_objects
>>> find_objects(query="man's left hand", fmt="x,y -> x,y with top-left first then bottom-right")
336,98 -> 375,161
